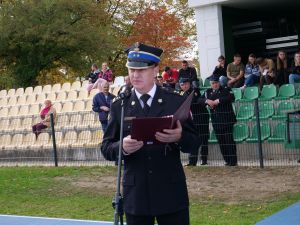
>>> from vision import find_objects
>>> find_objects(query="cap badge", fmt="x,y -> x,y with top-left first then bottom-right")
134,42 -> 140,52
158,99 -> 163,103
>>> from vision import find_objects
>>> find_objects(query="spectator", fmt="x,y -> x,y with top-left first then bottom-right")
288,52 -> 300,84
227,53 -> 245,88
86,63 -> 102,92
203,75 -> 237,166
210,55 -> 228,87
241,53 -> 260,90
92,83 -> 115,132
178,78 -> 210,166
178,60 -> 198,82
256,57 -> 276,89
32,100 -> 56,137
124,75 -> 132,87
155,75 -> 164,87
99,62 -> 114,83
275,50 -> 289,85
162,66 -> 179,89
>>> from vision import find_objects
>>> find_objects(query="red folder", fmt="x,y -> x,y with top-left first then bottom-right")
131,91 -> 194,144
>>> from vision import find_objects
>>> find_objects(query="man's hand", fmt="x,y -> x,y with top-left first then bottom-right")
123,135 -> 143,154
206,99 -> 216,108
100,106 -> 110,112
228,78 -> 236,85
155,120 -> 182,143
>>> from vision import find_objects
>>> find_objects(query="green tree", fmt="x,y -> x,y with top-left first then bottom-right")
0,0 -> 116,87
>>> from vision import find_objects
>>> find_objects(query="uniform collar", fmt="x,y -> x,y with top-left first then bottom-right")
134,83 -> 157,100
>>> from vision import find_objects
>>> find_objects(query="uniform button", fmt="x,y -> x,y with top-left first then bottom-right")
149,170 -> 152,174
148,156 -> 152,160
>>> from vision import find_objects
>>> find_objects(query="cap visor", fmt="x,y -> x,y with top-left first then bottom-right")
126,61 -> 155,69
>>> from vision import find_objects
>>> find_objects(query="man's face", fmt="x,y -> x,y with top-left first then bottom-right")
180,82 -> 191,92
129,66 -> 157,93
103,84 -> 109,93
248,57 -> 255,64
210,81 -> 220,90
102,63 -> 108,70
91,66 -> 97,71
182,63 -> 188,70
278,52 -> 286,60
295,53 -> 300,63
233,57 -> 241,65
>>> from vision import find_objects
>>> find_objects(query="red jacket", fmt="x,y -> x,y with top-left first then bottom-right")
162,68 -> 178,83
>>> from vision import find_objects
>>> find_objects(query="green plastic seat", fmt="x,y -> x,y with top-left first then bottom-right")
200,78 -> 211,90
236,104 -> 254,121
208,130 -> 218,144
233,123 -> 249,143
259,84 -> 277,101
240,86 -> 259,102
253,102 -> 274,120
273,101 -> 294,120
246,123 -> 271,143
268,122 -> 286,143
275,84 -> 295,100
293,84 -> 300,99
232,88 -> 242,101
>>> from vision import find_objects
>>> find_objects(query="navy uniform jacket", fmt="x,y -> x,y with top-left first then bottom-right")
92,92 -> 115,122
199,86 -> 236,126
101,86 -> 199,216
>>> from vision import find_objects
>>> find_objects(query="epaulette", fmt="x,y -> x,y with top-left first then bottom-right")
172,90 -> 185,96
112,96 -> 121,103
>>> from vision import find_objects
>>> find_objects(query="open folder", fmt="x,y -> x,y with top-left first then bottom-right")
131,91 -> 194,145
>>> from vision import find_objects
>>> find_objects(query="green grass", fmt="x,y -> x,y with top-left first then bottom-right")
0,166 -> 299,225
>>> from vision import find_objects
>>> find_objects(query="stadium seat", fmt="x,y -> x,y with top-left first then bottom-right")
73,100 -> 85,112
78,90 -> 89,100
33,86 -> 43,95
0,108 -> 9,117
55,114 -> 69,129
17,95 -> 27,105
52,83 -> 61,93
114,76 -> 125,86
24,87 -> 33,95
61,82 -> 71,92
71,81 -> 81,90
22,133 -> 37,149
19,105 -> 29,116
253,102 -> 274,120
32,132 -> 50,149
28,104 -> 40,115
208,130 -> 218,144
8,106 -> 19,117
81,80 -> 89,90
65,114 -> 82,129
56,91 -> 67,102
0,134 -> 11,149
0,89 -> 7,98
0,118 -> 10,131
72,130 -> 92,148
21,117 -> 33,131
86,130 -> 103,148
5,133 -> 23,150
66,90 -> 78,101
36,93 -> 46,104
0,97 -> 8,106
275,84 -> 295,100
236,103 -> 254,121
240,86 -> 259,102
203,78 -> 210,87
7,88 -> 16,97
53,102 -> 62,113
268,122 -> 286,143
85,100 -> 93,111
7,96 -> 17,106
59,131 -> 77,148
44,132 -> 61,149
25,94 -> 37,105
273,101 -> 294,120
259,84 -> 277,101
61,102 -> 73,113
112,86 -> 121,97
15,88 -> 24,96
47,92 -> 56,102
246,123 -> 271,143
42,84 -> 52,94
9,118 -> 22,131
232,88 -> 242,101
89,89 -> 99,99
78,113 -> 97,128
233,123 -> 249,143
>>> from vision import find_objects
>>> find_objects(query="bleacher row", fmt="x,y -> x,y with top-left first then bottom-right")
0,80 -> 125,151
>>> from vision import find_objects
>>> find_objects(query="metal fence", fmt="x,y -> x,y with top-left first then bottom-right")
0,98 -> 299,167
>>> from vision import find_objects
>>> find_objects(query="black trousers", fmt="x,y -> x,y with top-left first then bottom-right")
213,124 -> 237,165
189,133 -> 209,165
125,208 -> 189,225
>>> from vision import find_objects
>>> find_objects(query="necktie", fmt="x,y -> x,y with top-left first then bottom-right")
140,94 -> 151,115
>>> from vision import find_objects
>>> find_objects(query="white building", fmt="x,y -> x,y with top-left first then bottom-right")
189,0 -> 300,80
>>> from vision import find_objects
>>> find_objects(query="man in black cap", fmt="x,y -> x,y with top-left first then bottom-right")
200,75 -> 237,166
177,78 -> 210,166
101,42 -> 199,225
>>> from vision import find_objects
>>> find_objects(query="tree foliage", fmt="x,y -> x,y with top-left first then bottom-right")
0,0 -> 116,87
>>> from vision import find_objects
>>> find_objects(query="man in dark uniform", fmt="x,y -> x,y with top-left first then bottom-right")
101,43 -> 199,225
177,78 -> 210,166
200,75 -> 237,166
